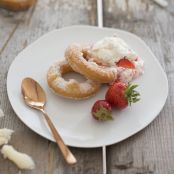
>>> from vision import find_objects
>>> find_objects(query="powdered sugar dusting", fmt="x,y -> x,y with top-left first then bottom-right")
54,78 -> 67,89
53,75 -> 81,90
49,60 -> 67,76
79,81 -> 93,92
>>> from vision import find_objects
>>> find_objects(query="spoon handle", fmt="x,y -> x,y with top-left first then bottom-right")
40,109 -> 77,165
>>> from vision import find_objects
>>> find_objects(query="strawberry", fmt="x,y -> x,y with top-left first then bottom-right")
117,58 -> 135,69
105,82 -> 140,109
91,100 -> 112,121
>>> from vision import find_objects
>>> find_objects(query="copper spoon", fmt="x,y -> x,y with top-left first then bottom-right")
21,77 -> 77,165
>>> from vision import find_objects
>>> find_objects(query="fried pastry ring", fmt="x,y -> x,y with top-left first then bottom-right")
65,44 -> 117,83
47,60 -> 100,99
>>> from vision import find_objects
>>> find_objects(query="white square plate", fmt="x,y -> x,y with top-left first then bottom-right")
7,25 -> 168,147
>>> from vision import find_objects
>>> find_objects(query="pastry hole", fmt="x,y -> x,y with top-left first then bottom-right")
63,72 -> 86,83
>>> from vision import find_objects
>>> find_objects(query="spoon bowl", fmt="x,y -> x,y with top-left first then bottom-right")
21,78 -> 45,109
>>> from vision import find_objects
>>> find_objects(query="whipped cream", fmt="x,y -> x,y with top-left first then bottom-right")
117,58 -> 144,83
90,37 -> 138,65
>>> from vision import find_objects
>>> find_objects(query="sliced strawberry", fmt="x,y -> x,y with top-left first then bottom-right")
91,100 -> 112,121
117,58 -> 135,69
105,81 -> 140,109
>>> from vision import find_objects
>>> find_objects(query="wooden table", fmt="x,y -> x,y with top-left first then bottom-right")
0,0 -> 173,173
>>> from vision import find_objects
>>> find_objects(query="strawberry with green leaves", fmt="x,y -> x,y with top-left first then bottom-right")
105,81 -> 140,109
91,100 -> 112,121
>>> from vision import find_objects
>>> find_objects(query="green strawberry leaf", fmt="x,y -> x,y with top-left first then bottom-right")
125,83 -> 140,105
93,107 -> 113,121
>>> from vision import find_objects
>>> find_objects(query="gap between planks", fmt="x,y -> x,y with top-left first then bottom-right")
97,0 -> 107,174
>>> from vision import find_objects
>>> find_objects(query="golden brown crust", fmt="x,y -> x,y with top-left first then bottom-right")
47,60 -> 100,99
65,44 -> 117,83
0,0 -> 35,11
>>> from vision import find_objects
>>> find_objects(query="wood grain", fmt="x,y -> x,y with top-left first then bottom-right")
1,0 -> 173,173
0,10 -> 25,54
103,0 -> 174,173
0,0 -> 102,173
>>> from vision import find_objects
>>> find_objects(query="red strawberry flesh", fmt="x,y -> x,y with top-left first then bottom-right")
105,82 -> 128,109
117,58 -> 135,69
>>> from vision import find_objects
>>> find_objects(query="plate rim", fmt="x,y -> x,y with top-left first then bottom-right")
7,25 -> 169,148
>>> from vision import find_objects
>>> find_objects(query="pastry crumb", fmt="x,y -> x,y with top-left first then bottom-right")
1,145 -> 35,170
0,128 -> 14,146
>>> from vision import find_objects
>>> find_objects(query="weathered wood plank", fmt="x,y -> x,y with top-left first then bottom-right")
0,0 -> 102,174
103,0 -> 174,173
0,9 -> 26,55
